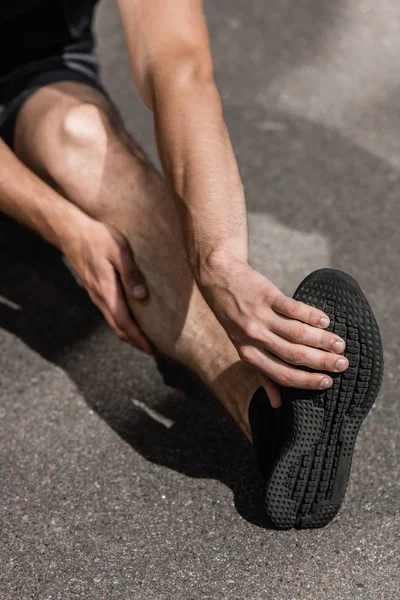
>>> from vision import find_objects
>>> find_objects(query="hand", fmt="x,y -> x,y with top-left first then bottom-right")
198,259 -> 348,407
62,216 -> 152,354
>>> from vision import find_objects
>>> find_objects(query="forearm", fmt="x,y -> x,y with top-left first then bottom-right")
151,70 -> 248,276
117,0 -> 248,275
0,140 -> 88,250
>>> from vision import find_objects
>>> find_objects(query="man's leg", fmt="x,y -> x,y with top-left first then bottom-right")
13,81 -> 262,441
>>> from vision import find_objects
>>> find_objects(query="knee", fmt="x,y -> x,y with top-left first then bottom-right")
61,102 -> 113,151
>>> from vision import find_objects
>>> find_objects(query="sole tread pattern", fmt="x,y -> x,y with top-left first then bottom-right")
265,268 -> 384,529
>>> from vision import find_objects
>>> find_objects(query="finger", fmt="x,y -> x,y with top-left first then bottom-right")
111,239 -> 148,300
270,313 -> 346,354
89,289 -> 126,338
260,376 -> 282,408
110,301 -> 152,354
272,294 -> 331,329
261,331 -> 349,373
108,280 -> 153,354
94,275 -> 153,354
239,345 -> 333,390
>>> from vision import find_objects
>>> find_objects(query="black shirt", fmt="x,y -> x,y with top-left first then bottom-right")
0,0 -> 44,23
0,0 -> 98,78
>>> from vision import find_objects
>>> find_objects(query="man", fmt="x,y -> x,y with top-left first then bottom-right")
0,0 -> 383,529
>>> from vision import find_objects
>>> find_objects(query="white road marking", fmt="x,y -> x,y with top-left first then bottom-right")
131,398 -> 174,429
0,296 -> 22,311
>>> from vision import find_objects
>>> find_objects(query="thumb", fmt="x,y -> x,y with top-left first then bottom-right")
260,376 -> 282,408
119,242 -> 148,301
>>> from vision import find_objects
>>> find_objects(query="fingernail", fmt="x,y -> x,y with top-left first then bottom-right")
319,317 -> 330,327
332,340 -> 345,353
335,357 -> 347,371
320,377 -> 331,389
133,284 -> 147,298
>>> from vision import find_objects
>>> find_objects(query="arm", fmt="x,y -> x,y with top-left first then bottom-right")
0,138 -> 87,248
117,0 -> 247,270
118,0 -> 348,402
0,139 -> 151,353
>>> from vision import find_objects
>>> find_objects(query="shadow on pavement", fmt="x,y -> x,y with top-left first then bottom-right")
0,223 -> 268,527
0,107 -> 396,529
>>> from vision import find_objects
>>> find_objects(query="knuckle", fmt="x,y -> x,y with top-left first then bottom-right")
290,323 -> 307,342
302,302 -> 315,321
253,305 -> 267,322
301,379 -> 313,390
321,333 -> 335,350
271,293 -> 282,310
306,305 -> 316,320
238,346 -> 254,363
288,347 -> 306,365
274,291 -> 287,307
317,330 -> 328,347
324,353 -> 335,370
276,371 -> 293,387
288,300 -> 300,317
243,320 -> 260,340
308,377 -> 322,390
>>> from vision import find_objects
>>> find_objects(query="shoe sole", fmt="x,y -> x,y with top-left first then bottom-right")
265,268 -> 384,529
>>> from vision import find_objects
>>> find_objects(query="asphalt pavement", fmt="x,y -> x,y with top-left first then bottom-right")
0,1 -> 399,598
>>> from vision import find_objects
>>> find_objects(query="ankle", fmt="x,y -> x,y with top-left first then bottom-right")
206,361 -> 261,443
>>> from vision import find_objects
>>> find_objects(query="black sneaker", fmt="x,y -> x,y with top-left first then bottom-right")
254,268 -> 384,529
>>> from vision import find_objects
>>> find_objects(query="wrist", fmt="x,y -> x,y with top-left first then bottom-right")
193,245 -> 248,284
57,203 -> 93,256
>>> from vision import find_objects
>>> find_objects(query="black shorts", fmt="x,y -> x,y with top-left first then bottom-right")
0,1 -> 106,149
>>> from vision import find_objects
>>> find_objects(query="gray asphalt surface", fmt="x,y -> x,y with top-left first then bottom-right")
1,1 -> 399,598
